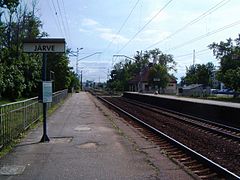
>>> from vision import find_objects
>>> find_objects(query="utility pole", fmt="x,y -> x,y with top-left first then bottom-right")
193,49 -> 196,65
107,68 -> 109,81
75,48 -> 83,76
76,48 -> 79,76
80,70 -> 83,90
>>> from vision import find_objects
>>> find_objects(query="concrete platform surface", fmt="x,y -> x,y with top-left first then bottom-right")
126,92 -> 240,109
0,92 -> 194,180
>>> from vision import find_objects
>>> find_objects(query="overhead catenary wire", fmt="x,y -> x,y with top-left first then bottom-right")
60,0 -> 72,45
167,19 -> 240,52
103,0 -> 141,54
56,0 -> 69,42
50,0 -> 64,36
145,0 -> 231,50
116,0 -> 173,54
174,48 -> 209,58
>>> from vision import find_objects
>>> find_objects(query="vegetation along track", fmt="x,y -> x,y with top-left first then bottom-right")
98,96 -> 240,179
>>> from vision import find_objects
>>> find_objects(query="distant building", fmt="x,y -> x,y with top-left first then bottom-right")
128,64 -> 177,94
211,70 -> 220,89
178,84 -> 210,97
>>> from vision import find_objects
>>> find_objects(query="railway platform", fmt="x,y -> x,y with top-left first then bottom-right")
0,92 -> 193,180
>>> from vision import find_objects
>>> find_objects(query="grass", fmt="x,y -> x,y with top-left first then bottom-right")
0,95 -> 68,157
203,96 -> 240,103
0,99 -> 11,105
0,97 -> 29,106
0,101 -> 41,157
169,94 -> 240,104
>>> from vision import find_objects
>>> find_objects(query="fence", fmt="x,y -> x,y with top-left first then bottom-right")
0,89 -> 68,149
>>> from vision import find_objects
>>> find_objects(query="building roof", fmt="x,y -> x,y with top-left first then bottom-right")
129,67 -> 150,84
129,64 -> 177,84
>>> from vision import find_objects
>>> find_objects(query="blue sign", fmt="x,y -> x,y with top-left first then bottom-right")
43,81 -> 52,103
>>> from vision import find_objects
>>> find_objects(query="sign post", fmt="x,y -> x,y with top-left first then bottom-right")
23,38 -> 65,142
41,53 -> 49,142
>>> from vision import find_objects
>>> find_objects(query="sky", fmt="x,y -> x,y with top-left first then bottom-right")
34,0 -> 240,82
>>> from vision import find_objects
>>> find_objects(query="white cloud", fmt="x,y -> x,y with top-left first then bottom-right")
94,27 -> 129,44
100,33 -> 128,44
135,30 -> 171,43
79,28 -> 89,32
81,18 -> 99,26
79,17 -> 129,44
95,27 -> 112,33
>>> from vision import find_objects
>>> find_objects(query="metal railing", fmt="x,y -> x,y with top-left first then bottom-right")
0,89 -> 68,149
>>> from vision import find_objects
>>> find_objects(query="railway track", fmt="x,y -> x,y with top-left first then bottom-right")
120,97 -> 240,142
98,96 -> 240,180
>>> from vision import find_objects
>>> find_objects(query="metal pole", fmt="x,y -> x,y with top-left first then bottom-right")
80,70 -> 83,90
0,106 -> 2,147
193,49 -> 195,65
40,53 -> 50,142
76,48 -> 79,76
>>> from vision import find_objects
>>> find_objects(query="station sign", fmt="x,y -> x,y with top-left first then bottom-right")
42,81 -> 52,103
153,78 -> 160,82
23,38 -> 65,53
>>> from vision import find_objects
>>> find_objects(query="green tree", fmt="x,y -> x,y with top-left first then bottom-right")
0,1 -> 44,100
148,64 -> 169,92
223,67 -> 240,92
68,70 -> 80,91
182,62 -> 215,86
0,64 -> 5,97
149,48 -> 176,71
147,49 -> 176,92
0,0 -> 19,9
107,48 -> 176,92
0,0 -> 75,100
107,61 -> 128,91
209,35 -> 240,95
47,53 -> 72,91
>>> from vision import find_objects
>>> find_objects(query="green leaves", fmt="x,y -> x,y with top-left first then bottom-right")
0,0 -> 19,10
107,48 -> 176,92
0,1 -> 73,100
221,68 -> 240,92
148,64 -> 169,90
209,35 -> 240,93
182,62 -> 215,87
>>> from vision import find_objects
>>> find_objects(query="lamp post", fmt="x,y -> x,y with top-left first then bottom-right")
112,54 -> 135,69
80,70 -> 83,90
76,48 -> 83,76
69,48 -> 83,76
112,54 -> 135,61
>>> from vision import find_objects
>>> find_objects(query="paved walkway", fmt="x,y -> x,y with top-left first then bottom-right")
0,92 -> 193,180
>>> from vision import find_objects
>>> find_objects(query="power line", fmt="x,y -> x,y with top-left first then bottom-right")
50,0 -> 64,36
60,0 -> 72,45
46,1 -> 62,35
56,0 -> 69,41
174,48 -> 209,58
167,19 -> 240,52
78,52 -> 102,61
116,0 -> 173,54
145,0 -> 230,50
103,0 -> 140,54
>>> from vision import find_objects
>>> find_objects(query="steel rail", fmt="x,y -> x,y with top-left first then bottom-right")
122,97 -> 240,132
119,97 -> 240,141
98,96 -> 240,179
